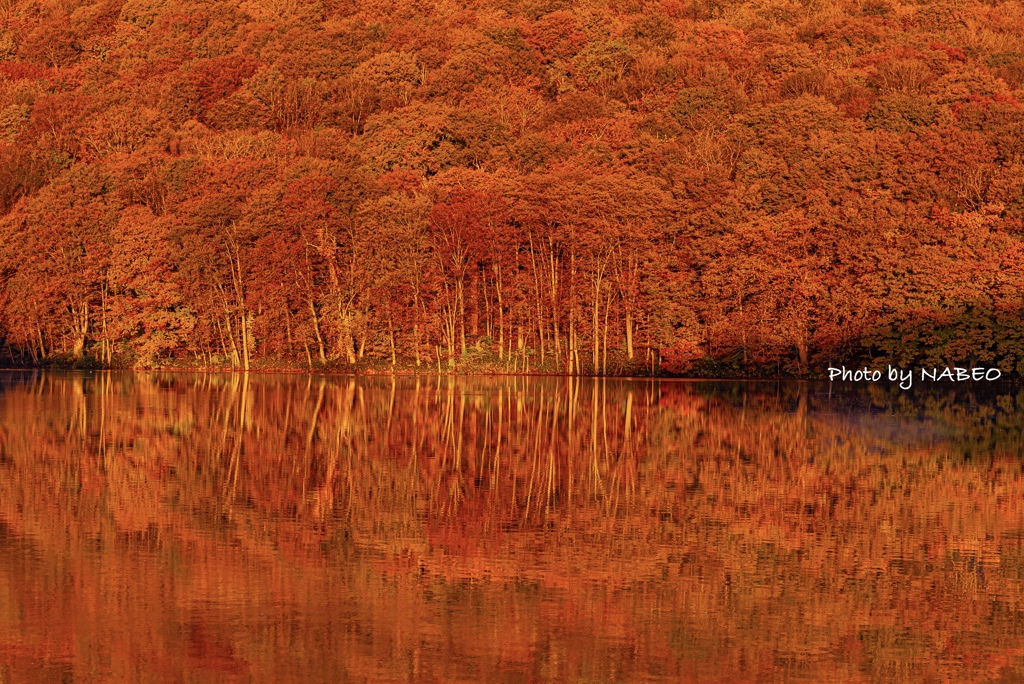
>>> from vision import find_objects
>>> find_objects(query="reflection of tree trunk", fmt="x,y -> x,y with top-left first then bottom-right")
624,391 -> 633,446
492,386 -> 503,487
71,375 -> 86,437
545,388 -> 557,508
590,380 -> 603,496
225,374 -> 249,500
306,379 -> 324,450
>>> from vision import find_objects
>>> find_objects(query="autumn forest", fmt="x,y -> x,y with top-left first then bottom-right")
1,0 -> 1024,375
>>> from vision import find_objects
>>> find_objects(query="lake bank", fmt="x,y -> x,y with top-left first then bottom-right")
0,352 -> 825,379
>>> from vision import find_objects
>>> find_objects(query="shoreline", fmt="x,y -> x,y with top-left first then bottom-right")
0,363 -> 804,379
1,367 -> 1018,386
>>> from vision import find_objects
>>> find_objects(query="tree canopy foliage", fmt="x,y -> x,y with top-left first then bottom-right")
2,0 -> 1024,374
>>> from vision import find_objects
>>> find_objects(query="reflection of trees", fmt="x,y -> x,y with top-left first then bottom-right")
0,374 -> 1023,681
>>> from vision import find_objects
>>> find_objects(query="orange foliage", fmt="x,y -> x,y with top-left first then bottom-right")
0,0 -> 1023,376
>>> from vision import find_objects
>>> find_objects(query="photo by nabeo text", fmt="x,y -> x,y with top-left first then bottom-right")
828,366 -> 1003,389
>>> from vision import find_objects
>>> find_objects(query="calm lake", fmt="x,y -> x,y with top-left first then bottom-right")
0,372 -> 1022,682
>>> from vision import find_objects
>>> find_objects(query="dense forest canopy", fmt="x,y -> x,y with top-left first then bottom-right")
1,0 -> 1023,374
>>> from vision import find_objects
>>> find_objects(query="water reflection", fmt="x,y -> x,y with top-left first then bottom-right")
0,372 -> 1022,682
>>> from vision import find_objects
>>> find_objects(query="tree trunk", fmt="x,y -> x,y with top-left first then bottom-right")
309,300 -> 327,364
216,319 -> 228,361
625,311 -> 634,361
414,324 -> 421,366
226,242 -> 249,369
549,243 -> 560,367
224,316 -> 241,367
603,287 -> 612,375
591,298 -> 599,373
240,313 -> 250,371
285,302 -> 293,359
568,316 -> 576,375
71,301 -> 88,359
529,236 -> 544,362
339,313 -> 357,364
101,285 -> 110,365
389,323 -> 397,367
494,262 -> 504,361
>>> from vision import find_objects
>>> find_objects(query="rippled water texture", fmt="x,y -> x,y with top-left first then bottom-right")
1,373 -> 1023,682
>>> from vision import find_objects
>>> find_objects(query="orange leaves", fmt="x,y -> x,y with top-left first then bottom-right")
349,50 -> 420,112
4,0 -> 1024,373
524,10 -> 588,64
107,205 -> 194,363
190,55 -> 260,110
930,41 -> 967,64
0,61 -> 48,81
17,14 -> 81,68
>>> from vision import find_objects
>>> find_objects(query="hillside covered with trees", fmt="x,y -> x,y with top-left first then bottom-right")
1,0 -> 1024,375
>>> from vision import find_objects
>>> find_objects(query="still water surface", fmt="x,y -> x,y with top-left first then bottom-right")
0,372 -> 1023,682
